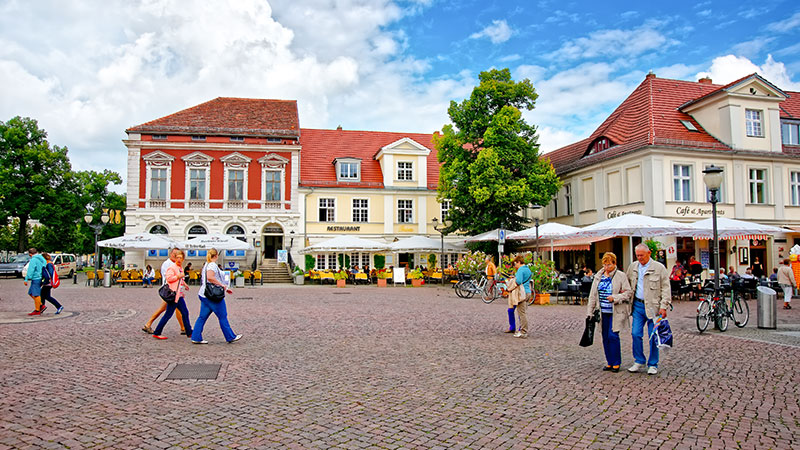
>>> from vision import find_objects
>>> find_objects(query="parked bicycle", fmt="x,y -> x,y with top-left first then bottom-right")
480,271 -> 511,304
696,281 -> 749,333
454,274 -> 488,299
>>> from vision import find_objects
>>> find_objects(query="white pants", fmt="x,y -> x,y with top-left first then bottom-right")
782,284 -> 793,302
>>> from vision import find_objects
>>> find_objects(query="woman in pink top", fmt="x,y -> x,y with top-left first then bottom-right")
153,250 -> 193,339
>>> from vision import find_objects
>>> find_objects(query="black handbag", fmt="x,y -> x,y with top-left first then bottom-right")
204,283 -> 225,303
579,310 -> 601,347
158,283 -> 176,304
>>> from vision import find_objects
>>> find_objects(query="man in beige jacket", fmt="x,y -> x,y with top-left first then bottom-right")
777,259 -> 797,310
625,243 -> 671,375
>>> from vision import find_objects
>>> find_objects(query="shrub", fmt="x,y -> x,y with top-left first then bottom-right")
305,254 -> 315,271
456,250 -> 488,277
531,259 -> 558,293
333,270 -> 348,281
407,268 -> 424,279
427,253 -> 437,269
374,254 -> 385,270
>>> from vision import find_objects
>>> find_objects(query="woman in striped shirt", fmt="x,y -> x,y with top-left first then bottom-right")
586,252 -> 632,372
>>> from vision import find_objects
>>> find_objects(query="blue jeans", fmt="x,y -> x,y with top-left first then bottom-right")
631,301 -> 658,367
601,312 -> 621,367
154,297 -> 192,336
191,295 -> 236,342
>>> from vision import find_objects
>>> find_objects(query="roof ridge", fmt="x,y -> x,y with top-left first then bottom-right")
648,75 -> 655,145
300,127 -> 435,136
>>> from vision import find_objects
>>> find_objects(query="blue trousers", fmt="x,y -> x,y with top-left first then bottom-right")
600,312 -> 621,367
631,301 -> 658,367
191,295 -> 236,342
154,297 -> 192,336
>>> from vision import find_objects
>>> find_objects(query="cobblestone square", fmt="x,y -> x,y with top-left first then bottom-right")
1,280 -> 799,449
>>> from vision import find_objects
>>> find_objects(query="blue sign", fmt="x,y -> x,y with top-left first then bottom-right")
499,229 -> 506,244
226,261 -> 239,272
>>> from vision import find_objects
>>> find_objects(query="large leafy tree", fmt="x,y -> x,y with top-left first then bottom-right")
0,117 -> 123,252
436,69 -> 561,235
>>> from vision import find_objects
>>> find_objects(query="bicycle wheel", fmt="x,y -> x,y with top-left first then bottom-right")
454,281 -> 468,298
463,282 -> 477,298
481,283 -> 497,304
732,295 -> 749,328
715,301 -> 729,331
696,300 -> 711,333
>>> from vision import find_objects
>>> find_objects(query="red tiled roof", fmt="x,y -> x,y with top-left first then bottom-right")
548,75 -> 731,174
127,97 -> 300,137
680,73 -> 788,110
782,91 -> 800,119
299,128 -> 438,189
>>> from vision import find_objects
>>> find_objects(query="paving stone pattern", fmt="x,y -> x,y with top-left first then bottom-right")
1,281 -> 799,449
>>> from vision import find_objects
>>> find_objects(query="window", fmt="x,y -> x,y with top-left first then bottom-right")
152,134 -> 167,140
189,169 -> 206,200
228,169 -> 244,201
441,199 -> 452,219
191,135 -> 206,141
230,136 -> 244,143
226,225 -> 246,242
150,168 -> 167,200
704,165 -> 725,203
328,254 -> 337,269
745,109 -> 763,137
149,225 -> 168,234
791,172 -> 800,206
351,252 -> 370,268
319,198 -> 335,222
265,171 -> 281,201
589,138 -> 611,154
338,162 -> 359,180
564,184 -> 572,215
188,225 -> 207,237
748,168 -> 767,204
679,120 -> 698,132
397,199 -> 413,223
673,164 -> 692,202
352,199 -> 368,223
783,122 -> 800,145
397,162 -> 413,181
267,137 -> 282,143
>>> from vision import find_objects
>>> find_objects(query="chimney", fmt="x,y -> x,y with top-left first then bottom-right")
645,71 -> 656,80
698,76 -> 713,84
336,125 -> 342,130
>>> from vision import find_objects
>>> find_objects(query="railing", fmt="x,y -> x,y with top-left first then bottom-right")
264,201 -> 285,210
147,199 -> 167,209
226,200 -> 245,209
188,200 -> 206,209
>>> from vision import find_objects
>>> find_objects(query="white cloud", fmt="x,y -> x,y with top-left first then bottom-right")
696,54 -> 800,90
732,37 -> 776,58
0,0 -> 474,187
470,19 -> 514,44
499,54 -> 522,62
549,23 -> 677,60
767,11 -> 800,33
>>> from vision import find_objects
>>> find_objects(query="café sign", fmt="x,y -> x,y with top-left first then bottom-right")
675,206 -> 725,217
607,209 -> 642,219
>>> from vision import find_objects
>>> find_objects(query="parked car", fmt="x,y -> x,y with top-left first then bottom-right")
52,253 -> 77,278
0,253 -> 30,278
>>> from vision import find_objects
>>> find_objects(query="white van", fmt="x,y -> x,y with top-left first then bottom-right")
51,253 -> 77,278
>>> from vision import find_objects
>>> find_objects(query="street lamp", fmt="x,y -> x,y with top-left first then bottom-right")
531,205 -> 544,295
432,217 -> 452,273
251,230 -> 258,271
703,165 -> 724,297
84,209 -> 109,287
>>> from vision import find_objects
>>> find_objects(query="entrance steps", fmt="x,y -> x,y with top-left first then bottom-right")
258,259 -> 292,283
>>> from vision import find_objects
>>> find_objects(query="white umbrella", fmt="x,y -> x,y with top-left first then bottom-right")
300,236 -> 389,254
687,217 -> 784,240
507,222 -> 580,240
178,233 -> 254,251
567,213 -> 694,239
389,235 -> 463,252
97,233 -> 178,249
465,228 -> 504,242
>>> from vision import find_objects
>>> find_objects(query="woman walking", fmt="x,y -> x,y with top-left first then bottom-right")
152,249 -> 192,340
586,252 -> 631,372
191,249 -> 242,344
778,259 -> 796,309
41,253 -> 64,314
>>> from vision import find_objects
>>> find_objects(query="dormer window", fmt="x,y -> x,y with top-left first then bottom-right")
192,135 -> 206,142
397,161 -> 413,180
588,137 -> 612,155
267,137 -> 282,143
152,134 -> 167,140
230,136 -> 244,143
334,158 -> 361,182
745,109 -> 763,137
783,121 -> 800,145
680,120 -> 698,132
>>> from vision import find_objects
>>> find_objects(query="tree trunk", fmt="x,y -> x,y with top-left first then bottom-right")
16,216 -> 28,253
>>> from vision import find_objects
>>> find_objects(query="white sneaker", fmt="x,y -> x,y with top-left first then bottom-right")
647,366 -> 658,375
513,332 -> 527,339
191,340 -> 208,344
228,334 -> 242,343
628,363 -> 645,373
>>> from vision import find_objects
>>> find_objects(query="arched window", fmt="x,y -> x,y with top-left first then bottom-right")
149,225 -> 168,234
188,225 -> 207,238
226,225 -> 246,242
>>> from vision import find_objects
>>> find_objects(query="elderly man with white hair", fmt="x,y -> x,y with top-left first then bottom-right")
625,243 -> 671,375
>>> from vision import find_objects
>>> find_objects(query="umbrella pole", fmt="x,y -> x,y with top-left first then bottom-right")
629,236 -> 634,266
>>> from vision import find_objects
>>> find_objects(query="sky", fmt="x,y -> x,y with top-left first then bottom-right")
1,0 -> 799,190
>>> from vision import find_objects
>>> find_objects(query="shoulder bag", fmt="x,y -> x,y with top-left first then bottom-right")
158,282 -> 177,304
203,263 -> 225,303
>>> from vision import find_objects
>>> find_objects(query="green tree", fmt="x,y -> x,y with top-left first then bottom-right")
436,69 -> 561,235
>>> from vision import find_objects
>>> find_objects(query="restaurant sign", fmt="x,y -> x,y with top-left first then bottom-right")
606,209 -> 642,219
327,226 -> 361,232
675,206 -> 725,217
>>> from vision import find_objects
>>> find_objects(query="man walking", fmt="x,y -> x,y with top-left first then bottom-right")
777,259 -> 796,310
22,248 -> 47,315
626,243 -> 671,375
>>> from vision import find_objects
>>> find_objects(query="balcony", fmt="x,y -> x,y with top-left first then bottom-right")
188,200 -> 207,209
226,200 -> 245,210
147,199 -> 167,209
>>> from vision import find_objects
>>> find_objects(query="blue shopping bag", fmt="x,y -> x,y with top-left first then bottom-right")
650,317 -> 673,349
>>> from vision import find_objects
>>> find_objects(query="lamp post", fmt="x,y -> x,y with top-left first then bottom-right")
432,217 -> 452,273
531,205 -> 543,295
703,165 -> 724,297
289,230 -> 296,270
251,230 -> 258,271
84,209 -> 109,287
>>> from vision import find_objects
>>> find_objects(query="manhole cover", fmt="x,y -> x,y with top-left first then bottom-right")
165,363 -> 221,380
332,292 -> 351,295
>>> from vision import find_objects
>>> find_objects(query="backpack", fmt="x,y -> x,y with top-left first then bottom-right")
42,263 -> 60,288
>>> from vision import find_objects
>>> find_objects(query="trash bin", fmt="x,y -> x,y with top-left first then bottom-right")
757,285 -> 777,329
103,269 -> 112,288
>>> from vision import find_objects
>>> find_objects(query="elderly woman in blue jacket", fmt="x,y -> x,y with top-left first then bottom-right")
22,248 -> 47,315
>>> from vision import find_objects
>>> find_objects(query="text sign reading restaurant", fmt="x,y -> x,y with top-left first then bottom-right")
327,226 -> 361,232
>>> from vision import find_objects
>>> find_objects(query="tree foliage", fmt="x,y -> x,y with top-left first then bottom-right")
0,116 -> 123,252
436,69 -> 561,235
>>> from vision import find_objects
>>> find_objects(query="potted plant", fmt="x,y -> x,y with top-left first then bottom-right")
407,268 -> 424,287
293,266 -> 305,285
376,269 -> 390,287
234,271 -> 245,287
333,270 -> 347,288
531,259 -> 558,305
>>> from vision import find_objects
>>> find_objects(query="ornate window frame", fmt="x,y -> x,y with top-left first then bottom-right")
142,150 -> 174,208
182,151 -> 213,208
259,153 -> 289,209
221,152 -> 252,209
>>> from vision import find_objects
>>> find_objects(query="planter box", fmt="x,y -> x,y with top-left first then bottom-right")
411,279 -> 423,287
336,279 -> 346,288
294,274 -> 304,285
377,278 -> 387,287
235,277 -> 245,288
534,293 -> 550,305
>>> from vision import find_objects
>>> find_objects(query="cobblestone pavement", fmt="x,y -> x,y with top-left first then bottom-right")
1,280 -> 800,449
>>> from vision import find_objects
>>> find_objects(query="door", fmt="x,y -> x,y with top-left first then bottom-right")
263,236 -> 282,259
399,253 -> 413,269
